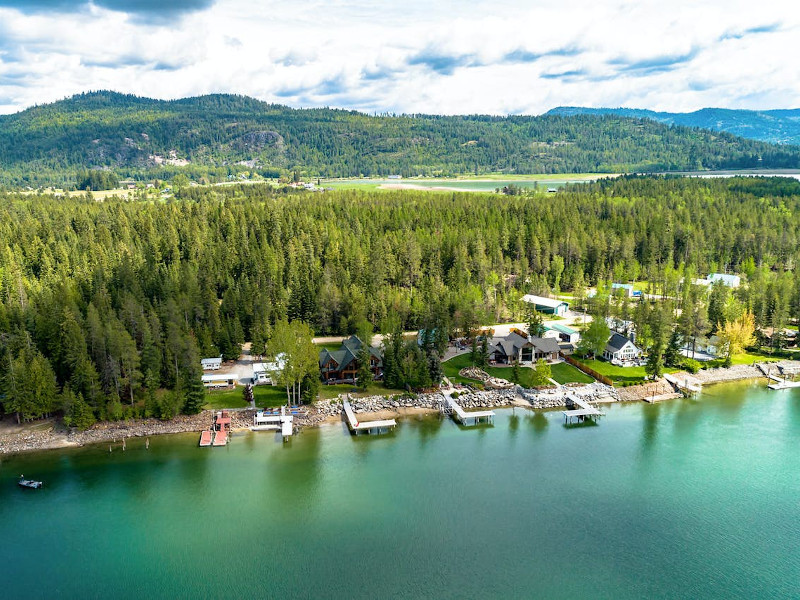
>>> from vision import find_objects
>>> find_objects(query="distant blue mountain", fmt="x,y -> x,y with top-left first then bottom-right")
546,107 -> 800,145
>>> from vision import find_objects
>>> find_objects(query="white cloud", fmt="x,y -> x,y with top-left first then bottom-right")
0,0 -> 798,114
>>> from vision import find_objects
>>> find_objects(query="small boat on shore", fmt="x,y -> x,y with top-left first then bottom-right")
18,476 -> 43,489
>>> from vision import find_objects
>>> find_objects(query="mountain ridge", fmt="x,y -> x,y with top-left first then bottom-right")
546,106 -> 800,145
2,91 -> 800,188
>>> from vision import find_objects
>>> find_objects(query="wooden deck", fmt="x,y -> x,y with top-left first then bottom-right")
342,399 -> 396,434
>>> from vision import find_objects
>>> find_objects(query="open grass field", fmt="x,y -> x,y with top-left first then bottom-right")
321,173 -> 615,192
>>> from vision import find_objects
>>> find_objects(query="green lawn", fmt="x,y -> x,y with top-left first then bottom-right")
703,351 -> 781,368
579,358 -> 680,385
315,342 -> 343,352
203,385 -> 287,410
550,362 -> 595,384
442,354 -> 593,387
204,379 -> 404,410
319,382 -> 405,400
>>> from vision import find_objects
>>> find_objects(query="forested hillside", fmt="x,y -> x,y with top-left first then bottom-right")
549,106 -> 800,146
2,91 -> 799,188
1,176 -> 800,424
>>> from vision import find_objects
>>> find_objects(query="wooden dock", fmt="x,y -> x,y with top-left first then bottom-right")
664,373 -> 702,395
562,394 -> 604,424
757,362 -> 800,389
342,399 -> 396,435
443,394 -> 495,426
199,430 -> 213,447
765,373 -> 800,390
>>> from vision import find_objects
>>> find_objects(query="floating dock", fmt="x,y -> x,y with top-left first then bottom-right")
562,394 -> 604,424
342,399 -> 396,435
212,428 -> 228,446
442,394 -> 495,426
209,410 -> 231,446
199,430 -> 213,447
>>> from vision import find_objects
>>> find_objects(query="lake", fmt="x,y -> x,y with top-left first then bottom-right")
1,380 -> 798,599
321,176 -> 610,192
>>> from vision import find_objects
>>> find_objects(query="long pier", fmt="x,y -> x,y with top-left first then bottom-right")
562,394 -> 604,424
342,399 -> 396,435
443,394 -> 495,426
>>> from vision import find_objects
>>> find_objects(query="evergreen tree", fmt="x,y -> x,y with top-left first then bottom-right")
356,344 -> 373,390
301,372 -> 320,404
645,335 -> 664,380
511,360 -> 520,384
478,335 -> 489,368
527,308 -> 545,338
242,383 -> 254,406
63,387 -> 96,431
427,349 -> 443,386
663,330 -> 682,367
182,370 -> 206,415
707,281 -> 729,332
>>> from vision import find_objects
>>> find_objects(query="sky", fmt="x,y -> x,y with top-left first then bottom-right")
0,0 -> 797,115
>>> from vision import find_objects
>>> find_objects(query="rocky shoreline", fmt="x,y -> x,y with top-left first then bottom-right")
3,360 -> 796,456
0,410 -> 255,456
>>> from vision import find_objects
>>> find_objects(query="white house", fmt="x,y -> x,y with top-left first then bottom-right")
603,333 -> 642,364
252,353 -> 287,385
521,294 -> 569,316
681,335 -> 721,361
201,356 -> 223,371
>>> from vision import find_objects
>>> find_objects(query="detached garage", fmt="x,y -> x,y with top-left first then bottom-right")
521,294 -> 569,316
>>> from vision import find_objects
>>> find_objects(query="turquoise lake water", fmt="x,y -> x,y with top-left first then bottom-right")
1,380 -> 799,599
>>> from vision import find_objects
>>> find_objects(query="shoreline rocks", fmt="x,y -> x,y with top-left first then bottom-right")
5,360 -> 799,456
